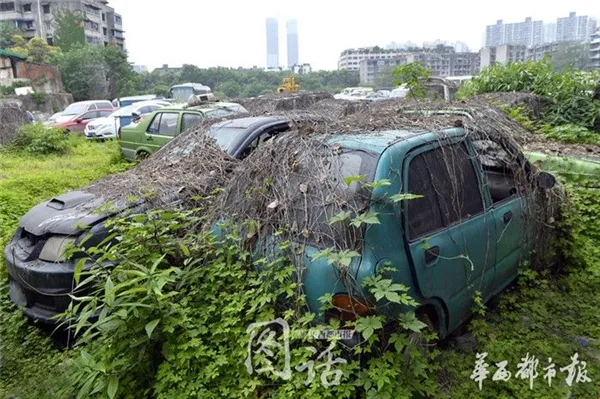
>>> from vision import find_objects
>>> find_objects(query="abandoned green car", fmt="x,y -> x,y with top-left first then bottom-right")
118,101 -> 248,161
223,124 -> 559,340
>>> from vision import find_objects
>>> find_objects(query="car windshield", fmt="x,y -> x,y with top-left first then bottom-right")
63,104 -> 89,115
207,126 -> 246,151
171,88 -> 194,102
289,147 -> 378,248
204,107 -> 244,119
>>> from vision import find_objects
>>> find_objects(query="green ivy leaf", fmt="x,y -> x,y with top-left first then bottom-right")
344,174 -> 366,186
329,211 -> 352,225
355,316 -> 384,340
350,211 -> 380,227
390,193 -> 424,202
107,376 -> 119,399
399,312 -> 427,333
364,179 -> 392,189
145,318 -> 160,338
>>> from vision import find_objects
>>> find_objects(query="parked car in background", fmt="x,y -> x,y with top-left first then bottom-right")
54,109 -> 114,134
112,95 -> 172,108
119,101 -> 248,160
364,90 -> 391,102
85,100 -> 171,140
46,100 -> 115,126
169,83 -> 214,103
389,85 -> 410,99
4,114 -> 319,323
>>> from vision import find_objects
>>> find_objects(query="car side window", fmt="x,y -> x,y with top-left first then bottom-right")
435,143 -> 484,224
81,111 -> 96,120
99,110 -> 112,117
472,139 -> 521,204
407,152 -> 445,240
406,142 -> 484,240
147,114 -> 161,134
88,104 -> 97,110
181,113 -> 203,132
157,113 -> 178,137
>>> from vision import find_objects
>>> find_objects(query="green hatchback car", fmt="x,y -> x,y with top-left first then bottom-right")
119,102 -> 248,161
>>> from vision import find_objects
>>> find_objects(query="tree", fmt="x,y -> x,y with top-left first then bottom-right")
9,36 -> 61,64
218,81 -> 242,98
57,45 -> 108,101
550,43 -> 590,72
53,7 -> 85,52
392,62 -> 432,99
102,45 -> 135,98
0,21 -> 20,49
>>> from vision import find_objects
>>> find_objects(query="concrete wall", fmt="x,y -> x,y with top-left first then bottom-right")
15,62 -> 64,94
7,93 -> 73,115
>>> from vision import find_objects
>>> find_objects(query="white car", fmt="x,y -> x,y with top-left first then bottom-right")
84,101 -> 171,140
45,100 -> 115,126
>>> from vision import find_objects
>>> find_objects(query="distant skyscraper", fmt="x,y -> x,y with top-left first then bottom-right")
556,12 -> 597,42
266,18 -> 279,69
485,17 -> 543,47
286,19 -> 299,67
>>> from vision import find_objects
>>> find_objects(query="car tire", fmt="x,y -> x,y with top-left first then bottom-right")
135,151 -> 149,162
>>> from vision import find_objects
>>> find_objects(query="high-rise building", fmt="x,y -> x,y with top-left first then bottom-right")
0,0 -> 124,49
544,23 -> 557,44
590,30 -> 600,69
556,12 -> 597,43
485,17 -> 543,47
286,19 -> 299,68
480,45 -> 527,68
265,18 -> 279,69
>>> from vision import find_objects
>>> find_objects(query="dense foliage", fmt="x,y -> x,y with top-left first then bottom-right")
134,65 -> 361,99
10,122 -> 70,155
458,59 -> 600,130
392,62 -> 432,99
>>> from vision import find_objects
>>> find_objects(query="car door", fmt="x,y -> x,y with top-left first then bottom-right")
71,111 -> 98,133
180,112 -> 204,134
472,138 -> 531,294
404,140 -> 496,332
145,112 -> 179,152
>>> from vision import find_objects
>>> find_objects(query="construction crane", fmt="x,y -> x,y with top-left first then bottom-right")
277,77 -> 300,93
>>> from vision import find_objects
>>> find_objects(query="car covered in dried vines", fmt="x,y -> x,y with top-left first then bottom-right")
216,110 -> 561,340
4,114 -> 320,323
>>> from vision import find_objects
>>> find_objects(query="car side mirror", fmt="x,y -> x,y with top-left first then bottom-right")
537,171 -> 557,189
76,118 -> 83,123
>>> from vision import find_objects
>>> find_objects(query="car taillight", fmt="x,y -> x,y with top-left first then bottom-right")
330,294 -> 372,323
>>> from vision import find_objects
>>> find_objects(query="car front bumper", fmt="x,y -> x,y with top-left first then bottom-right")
4,241 -> 98,324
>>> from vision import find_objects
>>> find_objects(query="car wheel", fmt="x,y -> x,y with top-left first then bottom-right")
135,151 -> 150,162
406,309 -> 438,357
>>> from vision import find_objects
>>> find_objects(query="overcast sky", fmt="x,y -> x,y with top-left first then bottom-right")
107,0 -> 598,71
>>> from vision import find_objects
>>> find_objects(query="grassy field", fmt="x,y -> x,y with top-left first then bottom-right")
0,138 -> 599,398
0,138 -> 132,398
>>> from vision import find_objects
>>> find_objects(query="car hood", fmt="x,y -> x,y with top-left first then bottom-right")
51,114 -> 77,125
20,191 -> 128,236
88,116 -> 115,128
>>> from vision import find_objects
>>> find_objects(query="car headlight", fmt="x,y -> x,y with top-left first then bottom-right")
39,236 -> 76,262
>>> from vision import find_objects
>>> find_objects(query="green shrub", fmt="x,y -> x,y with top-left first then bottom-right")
31,92 -> 48,105
458,59 -> 600,129
540,124 -> 600,146
63,210 -> 438,399
11,122 -> 70,155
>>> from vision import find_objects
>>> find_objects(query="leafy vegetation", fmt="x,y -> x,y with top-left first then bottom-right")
10,122 -> 70,155
0,139 -> 131,398
392,62 -> 432,99
458,59 -> 600,130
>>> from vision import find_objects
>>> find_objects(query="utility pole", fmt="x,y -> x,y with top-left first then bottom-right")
36,0 -> 45,39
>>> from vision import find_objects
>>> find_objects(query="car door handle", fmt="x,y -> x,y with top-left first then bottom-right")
146,136 -> 153,141
503,211 -> 513,224
425,246 -> 440,263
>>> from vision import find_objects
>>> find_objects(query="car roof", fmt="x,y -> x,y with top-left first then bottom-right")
160,102 -> 242,112
211,115 -> 288,130
325,128 -> 464,154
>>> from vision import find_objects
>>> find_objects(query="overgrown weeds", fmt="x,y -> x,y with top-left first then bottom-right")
10,122 -> 70,155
